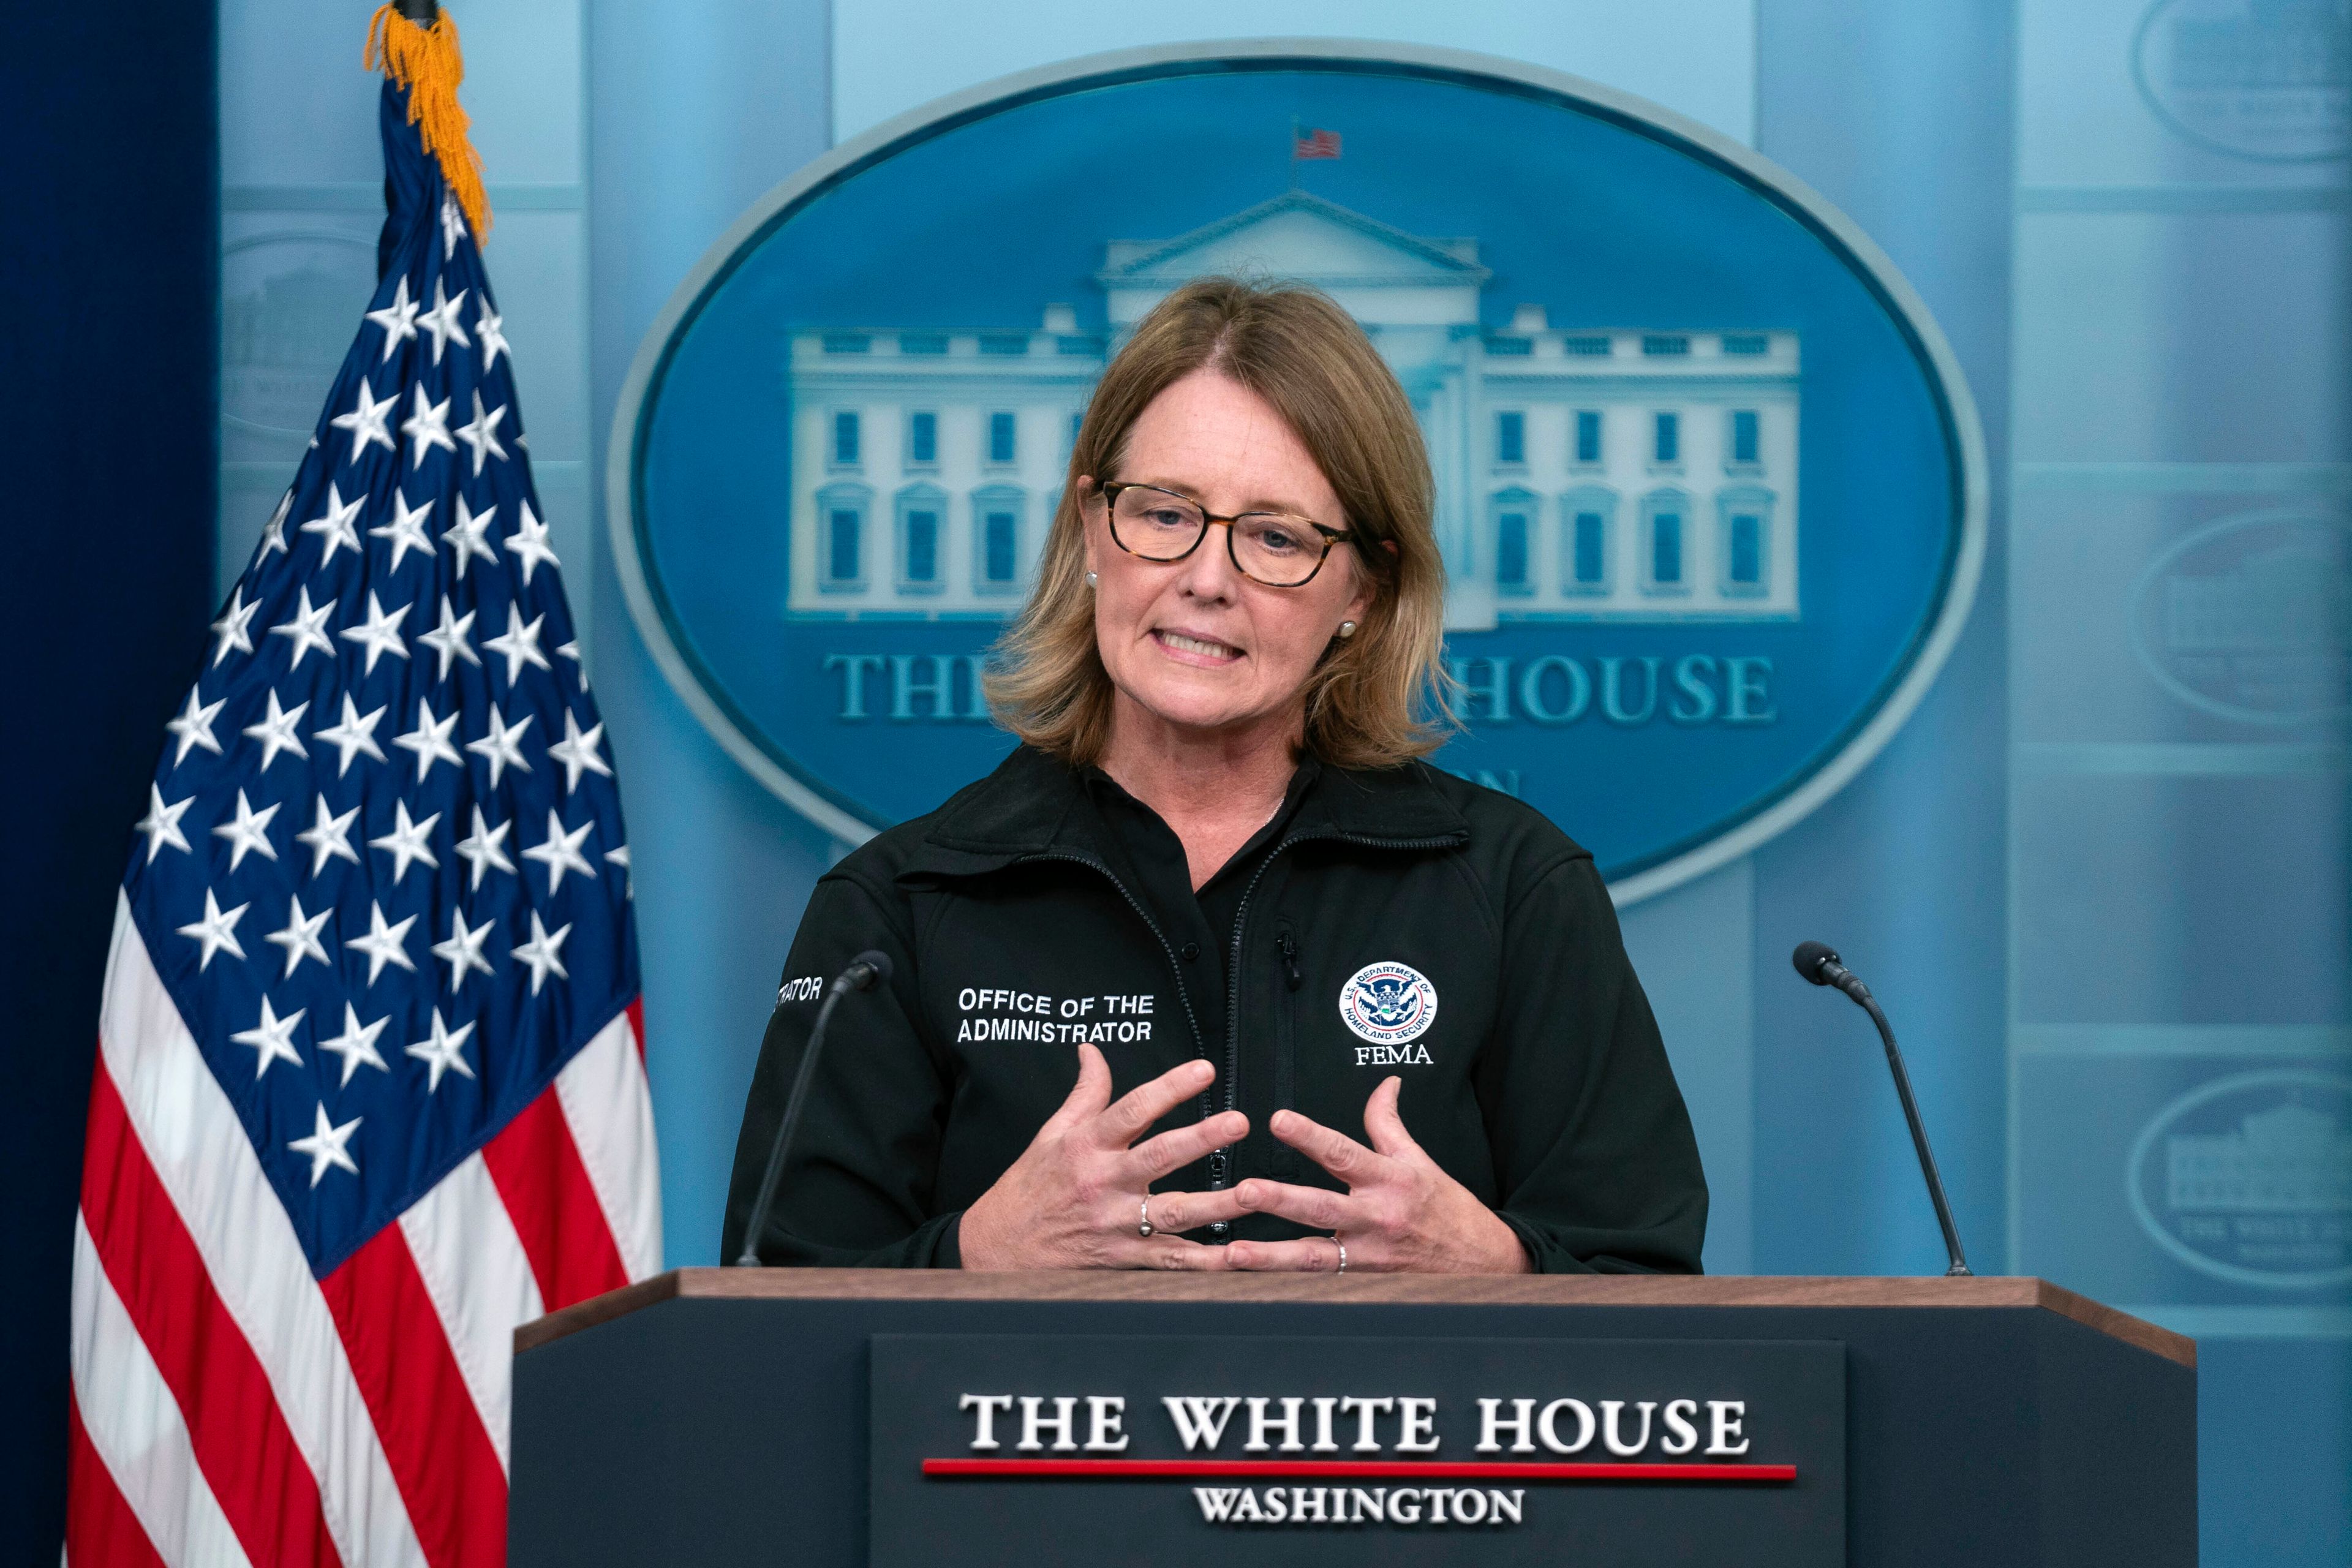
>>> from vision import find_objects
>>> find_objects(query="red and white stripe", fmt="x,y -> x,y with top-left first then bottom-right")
69,895 -> 661,1567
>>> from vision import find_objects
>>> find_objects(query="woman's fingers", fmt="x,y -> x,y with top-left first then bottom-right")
1126,1109 -> 1248,1182
1233,1177 -> 1352,1231
1268,1107 -> 1385,1183
1224,1236 -> 1348,1272
1142,1186 -> 1252,1234
1142,1237 -> 1236,1271
1042,1042 -> 1116,1133
1091,1057 -> 1217,1149
1360,1075 -> 1424,1160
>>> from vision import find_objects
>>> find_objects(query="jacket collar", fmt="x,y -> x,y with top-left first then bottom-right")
901,744 -> 1468,881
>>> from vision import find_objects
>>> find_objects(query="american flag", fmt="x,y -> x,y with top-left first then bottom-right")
1292,127 -> 1343,160
66,71 -> 660,1568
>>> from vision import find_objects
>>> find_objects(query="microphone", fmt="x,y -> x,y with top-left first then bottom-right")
733,950 -> 894,1267
1791,941 -> 1972,1276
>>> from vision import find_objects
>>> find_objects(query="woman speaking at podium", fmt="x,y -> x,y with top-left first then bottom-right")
723,279 -> 1707,1274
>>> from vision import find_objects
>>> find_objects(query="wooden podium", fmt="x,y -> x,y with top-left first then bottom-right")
510,1272 -> 2195,1567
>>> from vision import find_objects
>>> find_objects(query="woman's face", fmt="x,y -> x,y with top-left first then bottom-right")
1082,369 -> 1374,747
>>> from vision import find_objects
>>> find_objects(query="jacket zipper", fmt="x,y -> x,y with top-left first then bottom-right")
1219,830 -> 1463,1190
1021,850 -> 1218,1128
1273,929 -> 1302,1182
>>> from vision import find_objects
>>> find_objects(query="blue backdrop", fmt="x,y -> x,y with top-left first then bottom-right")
5,4 -> 2345,1566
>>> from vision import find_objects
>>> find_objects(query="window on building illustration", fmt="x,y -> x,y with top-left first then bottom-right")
984,512 -> 1017,584
979,334 -> 1028,356
1575,410 -> 1602,465
1642,334 -> 1690,356
1573,512 -> 1607,586
1653,412 -> 1679,465
1496,411 -> 1526,466
1730,409 -> 1760,466
827,509 -> 861,583
1727,514 -> 1762,586
1716,488 -> 1773,598
832,411 -> 861,466
989,412 -> 1017,464
1496,512 -> 1529,591
1652,513 -> 1683,584
905,511 -> 940,583
821,332 -> 870,355
1722,333 -> 1768,356
908,412 -> 937,466
1563,336 -> 1611,356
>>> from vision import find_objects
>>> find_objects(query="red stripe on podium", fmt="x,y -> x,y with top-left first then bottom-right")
922,1458 -> 1795,1482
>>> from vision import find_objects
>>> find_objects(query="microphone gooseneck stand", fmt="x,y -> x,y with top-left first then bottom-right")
1792,941 -> 1972,1278
733,951 -> 893,1268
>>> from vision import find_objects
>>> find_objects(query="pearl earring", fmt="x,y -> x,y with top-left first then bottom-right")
1338,620 -> 1358,639
1085,571 -> 1098,588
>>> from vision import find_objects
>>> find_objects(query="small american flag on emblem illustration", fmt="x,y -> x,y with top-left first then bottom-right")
1292,127 -> 1343,160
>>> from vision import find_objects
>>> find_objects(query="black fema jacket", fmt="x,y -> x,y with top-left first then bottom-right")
721,745 -> 1708,1273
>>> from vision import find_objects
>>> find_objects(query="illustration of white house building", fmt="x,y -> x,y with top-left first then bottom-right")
785,190 -> 1800,631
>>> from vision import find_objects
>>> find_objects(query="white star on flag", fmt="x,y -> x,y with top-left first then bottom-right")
417,277 -> 471,364
176,888 -> 250,971
242,689 -> 312,773
314,694 -> 389,776
401,385 -> 455,468
475,301 -> 510,370
315,1003 -> 392,1088
393,697 -> 465,783
210,586 -> 260,666
417,594 -> 480,679
455,389 -> 508,476
442,496 -> 497,579
523,807 -> 597,893
288,1103 -> 361,1187
455,805 -> 516,890
301,483 -> 367,570
364,274 -> 419,359
370,491 -> 437,571
547,709 -> 612,794
405,1008 -> 478,1091
368,799 -> 442,884
211,788 -> 282,871
294,794 -> 361,876
337,590 -> 412,675
268,587 -> 337,670
263,894 -> 335,980
165,687 -> 227,766
230,996 -> 306,1079
484,603 -> 551,685
466,706 -> 533,788
328,376 -> 398,463
511,910 -> 571,996
135,785 -> 195,863
431,909 -> 497,990
504,500 -> 560,584
347,899 -> 418,984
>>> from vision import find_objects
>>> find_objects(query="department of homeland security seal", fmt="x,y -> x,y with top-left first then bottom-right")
1340,962 -> 1440,1046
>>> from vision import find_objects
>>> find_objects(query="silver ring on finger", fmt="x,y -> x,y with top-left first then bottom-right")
1333,1237 -> 1348,1274
1137,1196 -> 1155,1239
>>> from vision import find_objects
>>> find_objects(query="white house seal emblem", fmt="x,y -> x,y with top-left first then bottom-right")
1339,962 -> 1439,1047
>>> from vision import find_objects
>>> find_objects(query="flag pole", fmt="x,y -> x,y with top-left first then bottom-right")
1287,117 -> 1300,191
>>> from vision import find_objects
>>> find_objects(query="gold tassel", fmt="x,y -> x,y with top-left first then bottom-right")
364,4 -> 492,242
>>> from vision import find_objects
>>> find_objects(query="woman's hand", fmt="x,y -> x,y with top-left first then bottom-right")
1222,1077 -> 1533,1275
959,1044 -> 1250,1270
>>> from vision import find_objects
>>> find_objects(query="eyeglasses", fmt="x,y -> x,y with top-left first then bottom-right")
1097,481 -> 1355,588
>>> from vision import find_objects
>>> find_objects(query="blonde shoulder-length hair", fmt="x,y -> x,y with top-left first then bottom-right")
983,277 -> 1453,770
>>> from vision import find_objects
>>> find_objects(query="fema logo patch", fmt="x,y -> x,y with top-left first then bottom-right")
1339,962 -> 1439,1047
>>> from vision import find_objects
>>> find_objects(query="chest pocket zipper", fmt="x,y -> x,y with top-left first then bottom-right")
1273,929 -> 1303,1182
